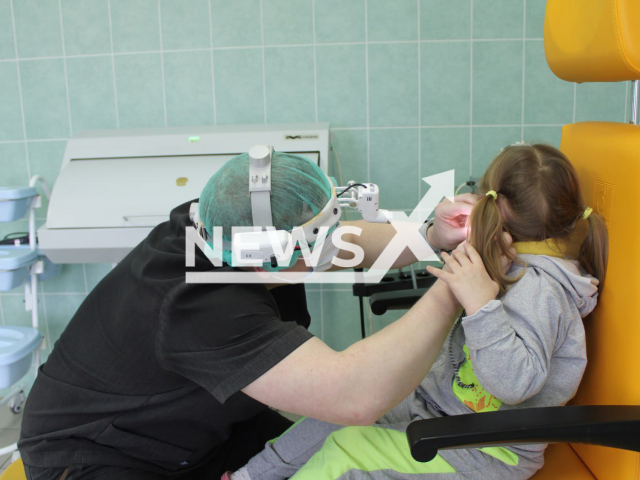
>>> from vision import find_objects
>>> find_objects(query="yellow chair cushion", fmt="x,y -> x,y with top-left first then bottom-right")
0,458 -> 26,480
531,444 -> 595,480
560,122 -> 640,480
545,0 -> 640,82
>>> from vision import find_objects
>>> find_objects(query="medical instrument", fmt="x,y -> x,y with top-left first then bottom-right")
335,182 -> 392,224
190,145 -> 391,271
0,234 -> 30,246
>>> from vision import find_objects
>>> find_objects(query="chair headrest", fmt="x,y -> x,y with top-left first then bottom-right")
545,0 -> 640,82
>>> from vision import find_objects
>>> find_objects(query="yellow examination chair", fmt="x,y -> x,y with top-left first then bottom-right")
0,459 -> 24,480
407,1 -> 640,479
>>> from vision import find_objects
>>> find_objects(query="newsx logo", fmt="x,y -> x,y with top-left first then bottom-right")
185,170 -> 454,284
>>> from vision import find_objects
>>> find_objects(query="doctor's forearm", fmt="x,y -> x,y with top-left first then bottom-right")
337,280 -> 461,423
338,220 -> 423,269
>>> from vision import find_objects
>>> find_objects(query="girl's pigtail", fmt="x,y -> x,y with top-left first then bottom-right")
469,193 -> 516,296
578,212 -> 608,293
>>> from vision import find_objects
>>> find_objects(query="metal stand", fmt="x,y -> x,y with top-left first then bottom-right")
0,176 -> 50,459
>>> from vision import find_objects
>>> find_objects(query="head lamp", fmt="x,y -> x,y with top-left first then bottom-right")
190,145 -> 391,273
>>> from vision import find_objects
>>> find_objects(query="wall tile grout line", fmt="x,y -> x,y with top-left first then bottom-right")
331,123 -> 566,129
0,37 -> 544,63
106,0 -> 120,129
207,0 -> 218,125
0,124 -> 571,147
40,291 -> 52,361
82,264 -> 89,294
416,0 -> 422,211
0,296 -> 5,326
0,37 -> 548,64
259,0 -> 267,123
622,81 -> 631,123
572,83 -> 577,123
319,287 -> 324,340
622,78 -> 632,123
364,0 -> 370,183
312,0 -> 319,122
8,0 -> 31,181
469,0 -> 474,178
624,81 -> 629,123
521,0 -> 527,141
157,0 -> 168,127
0,138 -> 72,144
57,0 -> 74,137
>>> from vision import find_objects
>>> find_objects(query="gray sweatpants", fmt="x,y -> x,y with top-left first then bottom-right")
242,395 -> 543,480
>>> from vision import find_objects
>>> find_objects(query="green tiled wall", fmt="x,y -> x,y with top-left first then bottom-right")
0,0 -> 630,392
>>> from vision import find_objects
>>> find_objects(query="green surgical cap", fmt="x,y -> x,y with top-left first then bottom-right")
199,152 -> 332,265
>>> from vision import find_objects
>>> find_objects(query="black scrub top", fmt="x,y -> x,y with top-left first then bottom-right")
18,200 -> 314,475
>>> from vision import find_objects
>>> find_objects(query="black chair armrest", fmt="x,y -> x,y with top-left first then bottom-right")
407,405 -> 640,462
369,285 -> 433,315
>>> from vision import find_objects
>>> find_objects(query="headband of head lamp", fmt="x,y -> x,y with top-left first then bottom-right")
190,145 -> 390,272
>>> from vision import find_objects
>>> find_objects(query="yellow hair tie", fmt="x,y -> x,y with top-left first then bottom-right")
486,190 -> 497,200
583,207 -> 593,219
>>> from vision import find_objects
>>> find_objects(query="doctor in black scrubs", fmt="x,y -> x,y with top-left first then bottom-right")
19,151 -> 475,479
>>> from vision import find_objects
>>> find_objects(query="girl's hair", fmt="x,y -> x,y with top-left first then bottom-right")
469,144 -> 608,295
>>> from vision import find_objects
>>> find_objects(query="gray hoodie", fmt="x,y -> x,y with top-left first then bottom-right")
413,254 -> 598,461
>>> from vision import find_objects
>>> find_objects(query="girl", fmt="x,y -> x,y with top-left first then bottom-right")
228,144 -> 608,480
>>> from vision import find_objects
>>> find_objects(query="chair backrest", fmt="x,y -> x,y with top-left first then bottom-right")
545,0 -> 640,82
545,1 -> 640,479
560,122 -> 640,480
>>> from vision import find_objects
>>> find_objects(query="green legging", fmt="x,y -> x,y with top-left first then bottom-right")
244,414 -> 540,480
292,424 -> 456,479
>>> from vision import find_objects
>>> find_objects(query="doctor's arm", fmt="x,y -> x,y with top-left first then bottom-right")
334,193 -> 478,270
241,279 -> 461,426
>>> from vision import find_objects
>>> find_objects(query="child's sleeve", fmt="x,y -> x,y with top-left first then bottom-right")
461,286 -> 563,405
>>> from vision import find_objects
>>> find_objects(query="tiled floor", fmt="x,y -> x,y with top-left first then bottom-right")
0,406 -> 23,475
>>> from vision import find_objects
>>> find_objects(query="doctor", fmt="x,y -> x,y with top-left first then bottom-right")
19,150 -> 476,480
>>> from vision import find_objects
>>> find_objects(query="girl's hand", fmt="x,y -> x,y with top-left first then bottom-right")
426,242 -> 499,316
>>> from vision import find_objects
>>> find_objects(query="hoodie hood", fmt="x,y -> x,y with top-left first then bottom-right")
512,254 -> 599,318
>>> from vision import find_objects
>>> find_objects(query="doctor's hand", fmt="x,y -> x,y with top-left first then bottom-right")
427,193 -> 478,251
426,242 -> 498,316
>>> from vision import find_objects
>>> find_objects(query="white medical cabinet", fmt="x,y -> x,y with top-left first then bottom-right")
38,123 -> 330,264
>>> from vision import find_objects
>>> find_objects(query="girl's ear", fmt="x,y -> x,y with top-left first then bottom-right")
501,231 -> 513,248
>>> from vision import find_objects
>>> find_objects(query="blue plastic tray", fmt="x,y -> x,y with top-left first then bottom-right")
0,326 -> 42,388
0,246 -> 38,291
0,187 -> 38,222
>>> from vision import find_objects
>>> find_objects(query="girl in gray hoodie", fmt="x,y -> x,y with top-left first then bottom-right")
229,144 -> 609,480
